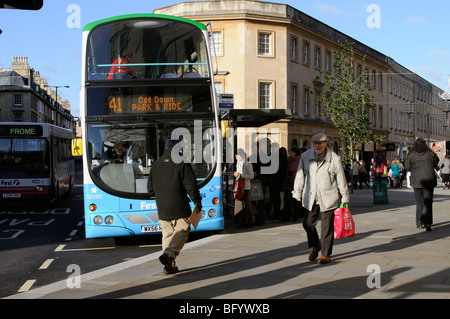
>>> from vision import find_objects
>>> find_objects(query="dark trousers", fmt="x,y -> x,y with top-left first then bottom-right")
303,204 -> 335,257
413,187 -> 434,227
235,190 -> 257,226
269,183 -> 281,219
283,189 -> 303,221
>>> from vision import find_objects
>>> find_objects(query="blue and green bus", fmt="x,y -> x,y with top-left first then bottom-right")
80,14 -> 223,238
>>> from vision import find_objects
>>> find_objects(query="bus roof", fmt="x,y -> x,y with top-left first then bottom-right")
83,13 -> 207,32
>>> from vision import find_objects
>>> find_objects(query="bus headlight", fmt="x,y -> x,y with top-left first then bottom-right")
93,215 -> 103,225
35,185 -> 44,192
105,216 -> 114,224
208,209 -> 216,218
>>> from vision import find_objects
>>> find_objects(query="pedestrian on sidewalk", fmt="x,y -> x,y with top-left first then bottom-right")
358,159 -> 370,189
147,132 -> 203,274
390,159 -> 402,189
405,137 -> 440,231
292,133 -> 350,264
439,155 -> 450,190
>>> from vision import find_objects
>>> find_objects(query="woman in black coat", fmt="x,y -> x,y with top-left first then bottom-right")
405,138 -> 440,231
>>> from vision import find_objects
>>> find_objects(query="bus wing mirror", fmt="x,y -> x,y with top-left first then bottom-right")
0,0 -> 43,10
71,138 -> 83,157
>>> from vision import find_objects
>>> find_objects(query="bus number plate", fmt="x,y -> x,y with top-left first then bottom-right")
3,193 -> 21,198
142,225 -> 162,233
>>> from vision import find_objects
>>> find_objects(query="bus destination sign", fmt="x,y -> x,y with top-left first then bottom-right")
108,94 -> 192,114
0,125 -> 43,137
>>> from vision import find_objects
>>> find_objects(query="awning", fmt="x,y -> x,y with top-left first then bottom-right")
221,109 -> 292,128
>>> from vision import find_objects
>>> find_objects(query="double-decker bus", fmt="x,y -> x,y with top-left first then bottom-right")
81,14 -> 223,238
0,122 -> 75,203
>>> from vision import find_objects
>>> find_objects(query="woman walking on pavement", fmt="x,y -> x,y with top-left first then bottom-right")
293,133 -> 350,264
405,137 -> 440,231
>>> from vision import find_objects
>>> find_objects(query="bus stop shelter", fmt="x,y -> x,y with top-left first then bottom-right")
220,108 -> 292,216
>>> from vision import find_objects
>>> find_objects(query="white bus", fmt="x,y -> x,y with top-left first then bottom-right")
0,122 -> 75,203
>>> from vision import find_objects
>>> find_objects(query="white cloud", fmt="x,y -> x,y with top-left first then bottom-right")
430,50 -> 450,58
409,66 -> 446,89
315,1 -> 346,17
404,16 -> 427,25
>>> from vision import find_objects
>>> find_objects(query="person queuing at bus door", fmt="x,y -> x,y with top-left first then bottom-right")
405,137 -> 440,232
439,155 -> 450,190
234,148 -> 258,228
283,147 -> 304,222
267,142 -> 287,220
293,133 -> 350,264
249,142 -> 267,226
107,52 -> 135,79
147,133 -> 203,274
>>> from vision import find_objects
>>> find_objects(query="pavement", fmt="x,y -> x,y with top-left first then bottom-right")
5,184 -> 450,300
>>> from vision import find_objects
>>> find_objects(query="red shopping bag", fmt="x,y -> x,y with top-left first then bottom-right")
233,177 -> 245,200
334,203 -> 355,239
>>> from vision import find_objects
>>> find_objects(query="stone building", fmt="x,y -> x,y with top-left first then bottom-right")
155,0 -> 449,160
0,57 -> 74,131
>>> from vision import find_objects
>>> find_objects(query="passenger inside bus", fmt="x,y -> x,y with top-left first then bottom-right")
106,53 -> 136,79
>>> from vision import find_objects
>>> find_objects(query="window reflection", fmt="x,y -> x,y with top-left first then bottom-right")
87,18 -> 209,80
87,121 -> 216,197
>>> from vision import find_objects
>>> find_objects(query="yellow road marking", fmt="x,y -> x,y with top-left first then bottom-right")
18,279 -> 36,293
39,259 -> 54,270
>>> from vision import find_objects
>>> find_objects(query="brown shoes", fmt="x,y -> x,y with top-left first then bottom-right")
318,256 -> 331,264
309,243 -> 331,264
309,243 -> 321,261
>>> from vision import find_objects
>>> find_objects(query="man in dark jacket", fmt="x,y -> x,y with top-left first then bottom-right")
147,133 -> 202,274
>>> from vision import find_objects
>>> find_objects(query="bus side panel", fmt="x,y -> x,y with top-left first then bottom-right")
83,176 -> 223,238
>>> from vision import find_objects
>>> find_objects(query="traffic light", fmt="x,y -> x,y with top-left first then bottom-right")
0,0 -> 43,10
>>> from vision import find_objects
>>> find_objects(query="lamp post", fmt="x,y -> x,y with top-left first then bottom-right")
443,99 -> 450,130
44,85 -> 70,126
45,85 -> 70,106
405,100 -> 416,140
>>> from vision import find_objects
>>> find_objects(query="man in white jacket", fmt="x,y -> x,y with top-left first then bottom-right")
293,133 -> 350,264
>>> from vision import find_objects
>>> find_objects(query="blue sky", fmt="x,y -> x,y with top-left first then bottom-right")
1,0 -> 449,117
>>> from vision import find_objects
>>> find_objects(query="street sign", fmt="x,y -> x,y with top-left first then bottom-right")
385,143 -> 395,151
219,93 -> 234,110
